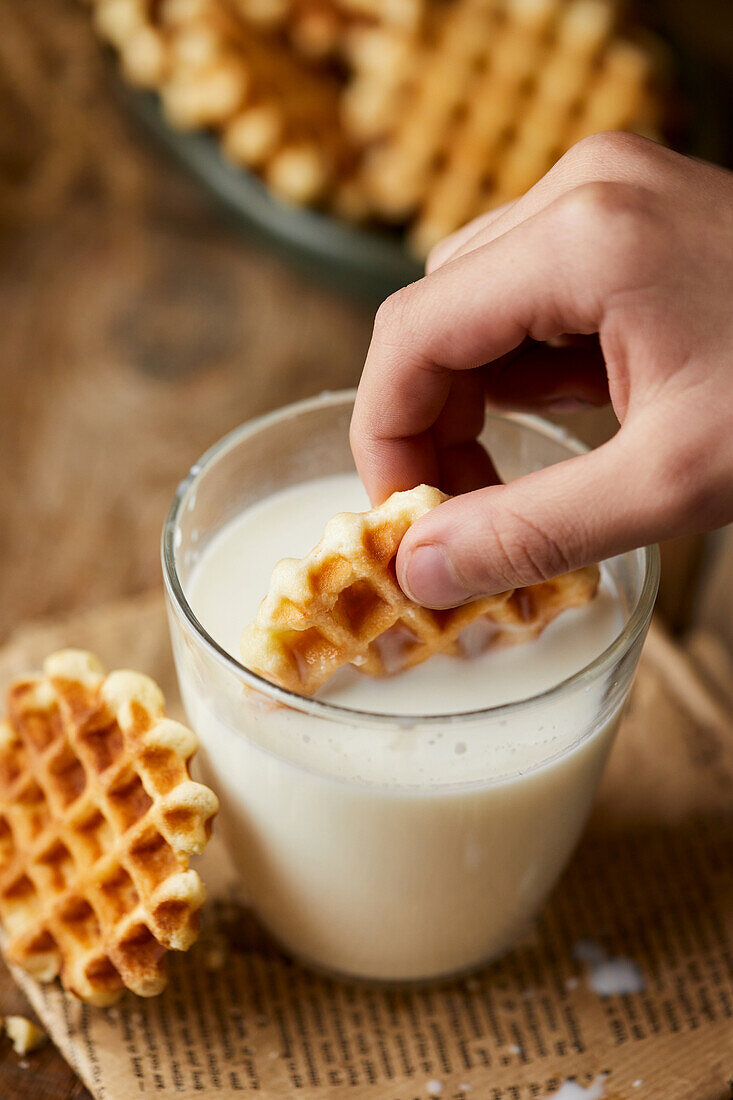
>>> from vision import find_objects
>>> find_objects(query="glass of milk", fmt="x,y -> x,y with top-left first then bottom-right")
162,390 -> 658,982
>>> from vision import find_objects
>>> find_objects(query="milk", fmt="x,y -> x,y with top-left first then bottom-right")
175,474 -> 626,980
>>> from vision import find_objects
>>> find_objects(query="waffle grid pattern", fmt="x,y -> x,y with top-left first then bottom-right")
356,0 -> 661,250
93,0 -> 352,205
0,651 -> 218,1006
89,0 -> 664,250
241,485 -> 600,695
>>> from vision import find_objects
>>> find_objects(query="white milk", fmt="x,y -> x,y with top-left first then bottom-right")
177,474 -> 626,980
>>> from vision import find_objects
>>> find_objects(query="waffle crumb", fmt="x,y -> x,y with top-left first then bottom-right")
202,934 -> 227,971
3,1015 -> 47,1055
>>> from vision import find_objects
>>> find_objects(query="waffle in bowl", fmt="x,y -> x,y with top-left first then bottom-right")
229,0 -> 426,60
354,0 -> 664,252
92,0 -> 355,205
0,651 -> 218,1006
89,0 -> 666,251
241,484 -> 600,696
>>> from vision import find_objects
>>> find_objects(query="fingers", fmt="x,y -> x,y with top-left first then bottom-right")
396,429 -> 659,605
483,339 -> 609,411
426,131 -> 669,272
430,372 -> 501,495
348,370 -> 500,504
425,203 -> 515,273
352,181 -> 643,502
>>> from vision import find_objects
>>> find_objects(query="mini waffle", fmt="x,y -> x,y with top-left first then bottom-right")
89,0 -> 664,243
0,651 -> 218,1006
355,0 -> 663,251
92,0 -> 353,204
241,485 -> 600,696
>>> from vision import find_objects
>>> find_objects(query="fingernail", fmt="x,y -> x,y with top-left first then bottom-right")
402,544 -> 474,608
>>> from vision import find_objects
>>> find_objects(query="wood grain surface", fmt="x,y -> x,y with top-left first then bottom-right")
1,976 -> 90,1099
0,1 -> 729,1096
0,0 -> 378,644
0,3 -> 370,1092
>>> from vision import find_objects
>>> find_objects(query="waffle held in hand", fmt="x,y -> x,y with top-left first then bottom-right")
241,484 -> 600,696
0,651 -> 218,1006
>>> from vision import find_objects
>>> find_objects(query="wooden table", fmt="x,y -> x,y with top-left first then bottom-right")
0,2 -> 729,1095
0,3 -> 372,1092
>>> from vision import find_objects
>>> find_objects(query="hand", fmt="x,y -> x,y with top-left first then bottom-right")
350,132 -> 733,608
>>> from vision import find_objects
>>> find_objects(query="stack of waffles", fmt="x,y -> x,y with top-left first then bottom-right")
88,0 -> 666,251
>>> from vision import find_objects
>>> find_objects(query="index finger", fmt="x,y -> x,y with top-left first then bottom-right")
350,188 -> 614,502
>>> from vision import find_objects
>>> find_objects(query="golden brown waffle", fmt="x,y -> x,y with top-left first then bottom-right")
89,0 -> 664,241
0,651 -> 219,1006
241,485 -> 600,696
355,0 -> 663,251
229,0 -> 424,60
91,0 -> 353,204
92,0 -> 170,87
229,0 -> 352,61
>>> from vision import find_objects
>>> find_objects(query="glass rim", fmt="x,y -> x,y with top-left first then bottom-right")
161,389 -> 660,728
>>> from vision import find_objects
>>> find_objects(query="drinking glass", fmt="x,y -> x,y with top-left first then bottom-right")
162,391 -> 658,982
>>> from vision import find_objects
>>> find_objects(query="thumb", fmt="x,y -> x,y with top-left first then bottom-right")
397,432 -> 663,607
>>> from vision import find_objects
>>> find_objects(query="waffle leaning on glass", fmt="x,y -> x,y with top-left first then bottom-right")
0,487 -> 599,1002
89,0 -> 666,253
